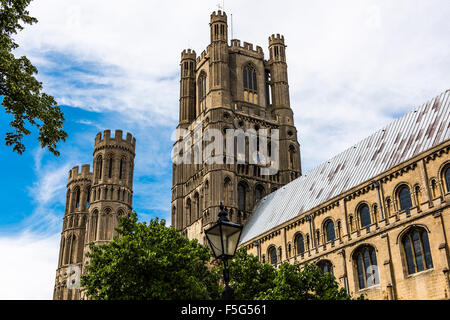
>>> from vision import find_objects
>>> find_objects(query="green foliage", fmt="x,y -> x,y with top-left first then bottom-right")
1,0 -> 67,155
227,247 -> 277,300
81,212 -> 222,300
230,248 -> 356,300
256,262 -> 352,300
81,218 -> 361,300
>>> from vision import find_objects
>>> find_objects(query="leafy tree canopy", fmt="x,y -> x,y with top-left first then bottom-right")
1,0 -> 67,155
229,248 -> 358,300
227,247 -> 277,300
81,212 -> 222,300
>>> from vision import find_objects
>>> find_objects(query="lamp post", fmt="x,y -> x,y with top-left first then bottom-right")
204,203 -> 243,300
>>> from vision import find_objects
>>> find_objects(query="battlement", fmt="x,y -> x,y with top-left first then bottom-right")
210,10 -> 227,23
181,49 -> 196,61
230,39 -> 264,55
195,49 -> 208,65
94,129 -> 136,149
68,164 -> 92,183
269,34 -> 285,46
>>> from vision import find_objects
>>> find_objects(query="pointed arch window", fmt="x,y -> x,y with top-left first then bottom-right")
95,155 -> 103,180
74,187 -> 80,209
198,72 -> 207,113
108,157 -> 113,178
186,198 -> 192,226
354,245 -> 379,289
402,226 -> 433,274
128,163 -> 133,184
86,186 -> 91,208
255,185 -> 264,204
243,64 -> 258,104
238,182 -> 247,211
194,192 -> 200,221
119,158 -> 125,179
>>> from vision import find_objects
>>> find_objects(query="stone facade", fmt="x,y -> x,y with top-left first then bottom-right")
240,141 -> 450,299
172,10 -> 302,243
53,130 -> 136,300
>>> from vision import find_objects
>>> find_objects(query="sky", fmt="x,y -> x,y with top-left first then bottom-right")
0,0 -> 449,299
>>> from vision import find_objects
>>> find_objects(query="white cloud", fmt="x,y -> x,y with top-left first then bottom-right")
0,232 -> 60,299
14,0 -> 449,171
23,147 -> 82,235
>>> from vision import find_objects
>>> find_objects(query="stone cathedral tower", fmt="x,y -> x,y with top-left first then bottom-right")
172,10 -> 302,243
54,130 -> 136,300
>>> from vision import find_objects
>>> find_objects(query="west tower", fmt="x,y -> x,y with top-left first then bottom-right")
171,11 -> 302,244
54,129 -> 136,300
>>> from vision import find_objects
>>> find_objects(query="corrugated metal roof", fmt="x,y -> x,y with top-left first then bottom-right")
240,90 -> 450,244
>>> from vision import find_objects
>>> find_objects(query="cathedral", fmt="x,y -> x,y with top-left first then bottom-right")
54,10 -> 450,300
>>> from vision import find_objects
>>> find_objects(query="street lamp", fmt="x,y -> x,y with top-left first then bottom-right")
204,203 -> 243,300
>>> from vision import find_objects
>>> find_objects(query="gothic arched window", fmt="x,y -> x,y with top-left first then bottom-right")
359,204 -> 371,228
238,182 -> 247,211
194,192 -> 200,221
243,64 -> 258,104
128,163 -> 133,184
86,186 -> 91,208
296,233 -> 305,255
268,246 -> 277,266
353,245 -> 379,289
255,184 -> 265,204
398,185 -> 412,212
317,260 -> 333,275
108,156 -> 113,178
119,158 -> 125,179
74,187 -> 80,209
186,198 -> 192,226
198,72 -> 207,100
324,219 -> 335,242
198,72 -> 207,113
95,155 -> 103,180
402,226 -> 433,274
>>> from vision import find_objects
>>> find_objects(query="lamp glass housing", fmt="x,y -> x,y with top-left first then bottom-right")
205,220 -> 243,260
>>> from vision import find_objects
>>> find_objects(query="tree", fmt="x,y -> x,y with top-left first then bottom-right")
81,212 -> 222,300
227,247 -> 277,300
229,248 -> 358,300
256,262 -> 353,300
1,0 -> 67,155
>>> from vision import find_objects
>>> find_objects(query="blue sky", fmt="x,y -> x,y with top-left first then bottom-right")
0,0 -> 449,299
